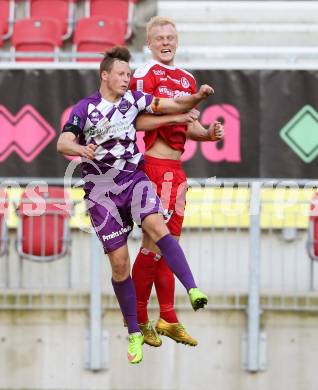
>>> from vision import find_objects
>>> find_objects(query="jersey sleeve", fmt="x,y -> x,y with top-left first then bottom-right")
191,77 -> 197,94
62,100 -> 88,136
133,91 -> 155,114
131,67 -> 157,94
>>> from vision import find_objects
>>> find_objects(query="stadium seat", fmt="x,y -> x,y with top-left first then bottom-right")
11,18 -> 63,61
25,0 -> 76,40
73,16 -> 125,61
16,186 -> 72,262
0,189 -> 9,258
0,0 -> 15,39
307,192 -> 318,261
0,23 -> 4,47
85,0 -> 134,39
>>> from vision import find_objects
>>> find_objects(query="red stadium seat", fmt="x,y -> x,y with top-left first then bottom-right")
0,0 -> 15,39
25,0 -> 76,40
11,18 -> 62,61
307,192 -> 318,260
0,189 -> 9,258
85,0 -> 134,39
16,186 -> 72,261
74,16 -> 125,62
0,22 -> 4,47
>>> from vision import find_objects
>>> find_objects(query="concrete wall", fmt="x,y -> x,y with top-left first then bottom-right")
1,221 -> 318,389
1,308 -> 318,390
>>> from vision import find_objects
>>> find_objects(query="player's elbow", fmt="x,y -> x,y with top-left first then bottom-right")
56,137 -> 66,154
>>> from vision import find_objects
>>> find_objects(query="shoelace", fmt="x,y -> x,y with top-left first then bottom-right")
176,323 -> 186,332
173,323 -> 191,336
145,321 -> 155,332
129,334 -> 141,347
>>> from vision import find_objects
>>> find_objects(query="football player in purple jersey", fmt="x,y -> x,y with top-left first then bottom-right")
57,46 -> 212,364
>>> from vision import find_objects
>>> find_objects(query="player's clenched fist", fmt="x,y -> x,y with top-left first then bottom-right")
79,143 -> 97,160
208,121 -> 224,141
180,108 -> 200,124
197,84 -> 214,99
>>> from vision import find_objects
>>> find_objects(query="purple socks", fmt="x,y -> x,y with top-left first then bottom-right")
156,234 -> 197,292
111,234 -> 196,333
111,276 -> 139,334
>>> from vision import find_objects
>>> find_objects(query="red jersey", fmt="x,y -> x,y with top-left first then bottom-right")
130,59 -> 197,153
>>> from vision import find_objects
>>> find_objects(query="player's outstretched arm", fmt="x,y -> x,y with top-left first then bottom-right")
153,84 -> 214,114
57,132 -> 97,160
186,121 -> 224,142
136,109 -> 200,131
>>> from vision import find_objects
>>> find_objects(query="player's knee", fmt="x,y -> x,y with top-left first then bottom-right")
142,214 -> 169,243
110,255 -> 130,280
112,263 -> 129,280
141,235 -> 159,253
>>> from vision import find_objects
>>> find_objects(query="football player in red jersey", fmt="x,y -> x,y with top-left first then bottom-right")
58,46 -> 214,364
130,17 -> 224,347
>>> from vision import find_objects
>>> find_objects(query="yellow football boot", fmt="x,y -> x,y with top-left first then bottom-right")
127,333 -> 144,364
155,318 -> 198,346
189,288 -> 208,311
139,321 -> 162,347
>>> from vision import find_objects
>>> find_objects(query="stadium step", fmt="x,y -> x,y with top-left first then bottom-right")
158,1 -> 318,47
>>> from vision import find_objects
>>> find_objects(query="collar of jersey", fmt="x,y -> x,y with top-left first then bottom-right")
96,90 -> 122,106
150,59 -> 176,71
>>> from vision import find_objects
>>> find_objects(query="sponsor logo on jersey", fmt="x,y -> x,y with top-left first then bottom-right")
72,114 -> 80,126
167,75 -> 181,85
174,90 -> 192,98
181,77 -> 190,88
153,69 -> 166,76
108,120 -> 130,135
88,118 -> 131,139
102,225 -> 132,241
87,117 -> 111,137
136,79 -> 144,91
159,86 -> 174,97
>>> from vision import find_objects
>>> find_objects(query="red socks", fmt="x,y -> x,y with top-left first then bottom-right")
132,249 -> 157,324
154,258 -> 178,323
132,248 -> 179,324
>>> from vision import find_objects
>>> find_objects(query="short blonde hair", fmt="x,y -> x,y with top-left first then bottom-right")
146,16 -> 177,40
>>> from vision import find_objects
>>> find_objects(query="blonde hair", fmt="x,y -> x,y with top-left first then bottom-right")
146,16 -> 177,40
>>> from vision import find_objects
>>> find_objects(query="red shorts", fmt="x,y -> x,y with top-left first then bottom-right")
142,155 -> 187,236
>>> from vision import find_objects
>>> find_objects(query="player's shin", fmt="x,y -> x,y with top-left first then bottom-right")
155,234 -> 196,291
132,248 -> 157,324
111,276 -> 140,334
155,234 -> 208,311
